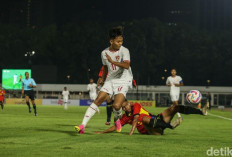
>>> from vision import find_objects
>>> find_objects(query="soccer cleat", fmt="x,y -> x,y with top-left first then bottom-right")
29,108 -> 32,113
74,124 -> 85,134
171,117 -> 182,129
34,113 -> 37,116
115,119 -> 122,132
105,122 -> 110,125
202,103 -> 208,116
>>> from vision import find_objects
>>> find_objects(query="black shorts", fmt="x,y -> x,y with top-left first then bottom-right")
24,90 -> 35,100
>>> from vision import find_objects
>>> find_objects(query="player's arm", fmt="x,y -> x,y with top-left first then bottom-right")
174,80 -> 184,87
95,125 -> 117,134
129,115 -> 139,136
105,53 -> 130,69
21,82 -> 24,95
29,79 -> 37,88
102,65 -> 108,82
166,78 -> 171,86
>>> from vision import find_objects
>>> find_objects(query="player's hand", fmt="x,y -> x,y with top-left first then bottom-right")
105,53 -> 114,64
129,132 -> 133,136
95,131 -> 104,134
174,83 -> 179,87
29,84 -> 32,87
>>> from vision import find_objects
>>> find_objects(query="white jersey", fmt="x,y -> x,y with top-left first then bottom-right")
166,76 -> 183,95
87,83 -> 97,95
62,90 -> 70,99
101,46 -> 133,82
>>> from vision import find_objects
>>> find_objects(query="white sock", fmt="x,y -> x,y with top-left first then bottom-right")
113,108 -> 122,122
81,103 -> 99,127
177,112 -> 181,118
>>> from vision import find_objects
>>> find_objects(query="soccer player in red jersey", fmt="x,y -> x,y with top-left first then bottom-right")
0,85 -> 6,110
96,100 -> 208,135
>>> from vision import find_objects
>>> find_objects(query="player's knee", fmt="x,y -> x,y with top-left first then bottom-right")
113,103 -> 121,110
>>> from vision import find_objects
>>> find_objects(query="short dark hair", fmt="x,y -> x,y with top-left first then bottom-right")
25,72 -> 29,75
109,26 -> 124,39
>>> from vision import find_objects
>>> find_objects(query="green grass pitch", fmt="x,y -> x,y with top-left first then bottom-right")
0,105 -> 231,157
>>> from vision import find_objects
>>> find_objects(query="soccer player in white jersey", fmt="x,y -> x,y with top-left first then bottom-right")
87,78 -> 97,101
62,87 -> 70,110
75,26 -> 133,134
166,69 -> 184,119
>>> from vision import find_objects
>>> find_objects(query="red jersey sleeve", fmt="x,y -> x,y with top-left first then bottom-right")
98,66 -> 104,77
132,103 -> 142,116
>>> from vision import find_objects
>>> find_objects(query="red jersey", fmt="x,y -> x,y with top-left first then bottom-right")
0,90 -> 6,101
120,103 -> 153,134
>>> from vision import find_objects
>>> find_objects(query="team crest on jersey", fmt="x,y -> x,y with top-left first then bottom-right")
115,56 -> 120,61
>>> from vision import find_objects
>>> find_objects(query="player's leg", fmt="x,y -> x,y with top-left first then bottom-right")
31,99 -> 37,116
30,91 -> 37,116
112,94 -> 125,132
0,101 -> 3,110
105,98 -> 113,125
25,95 -> 31,113
171,94 -> 182,118
161,103 -> 208,124
112,83 -> 130,132
75,91 -> 110,134
64,97 -> 68,110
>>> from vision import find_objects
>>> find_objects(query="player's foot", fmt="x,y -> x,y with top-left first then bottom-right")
171,117 -> 182,129
115,119 -> 122,132
34,112 -> 37,116
105,122 -> 110,125
74,124 -> 85,134
29,108 -> 31,113
202,104 -> 208,116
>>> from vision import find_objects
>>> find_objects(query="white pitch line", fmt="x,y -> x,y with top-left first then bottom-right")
208,113 -> 232,121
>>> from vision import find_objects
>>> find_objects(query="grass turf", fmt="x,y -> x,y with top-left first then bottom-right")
0,105 -> 231,157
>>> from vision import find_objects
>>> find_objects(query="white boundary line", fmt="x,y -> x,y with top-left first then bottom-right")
208,113 -> 232,121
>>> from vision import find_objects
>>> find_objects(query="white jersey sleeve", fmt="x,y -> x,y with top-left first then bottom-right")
122,48 -> 130,62
101,51 -> 107,65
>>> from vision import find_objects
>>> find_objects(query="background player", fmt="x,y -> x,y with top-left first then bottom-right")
96,100 -> 208,135
62,87 -> 70,110
75,26 -> 133,134
87,78 -> 97,101
0,85 -> 6,110
166,69 -> 183,119
22,72 -> 37,116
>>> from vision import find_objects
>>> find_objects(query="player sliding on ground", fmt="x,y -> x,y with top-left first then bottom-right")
75,26 -> 133,134
95,100 -> 208,135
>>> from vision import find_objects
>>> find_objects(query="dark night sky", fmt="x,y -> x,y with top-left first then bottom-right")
0,0 -> 232,85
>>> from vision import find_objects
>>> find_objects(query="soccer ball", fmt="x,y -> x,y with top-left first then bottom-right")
186,90 -> 202,104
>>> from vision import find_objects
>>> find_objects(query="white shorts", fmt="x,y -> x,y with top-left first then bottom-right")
100,80 -> 132,98
63,97 -> 69,103
90,93 -> 97,101
170,94 -> 179,102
